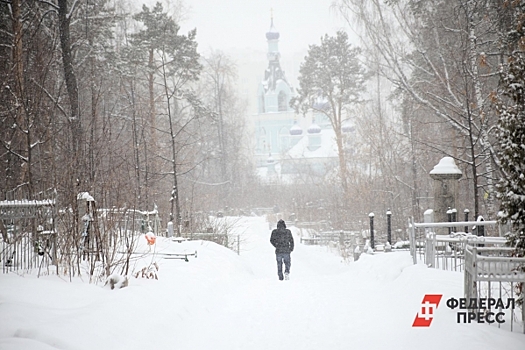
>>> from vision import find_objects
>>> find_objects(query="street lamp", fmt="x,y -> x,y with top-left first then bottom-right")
386,209 -> 392,245
464,209 -> 470,233
369,212 -> 375,250
446,207 -> 452,234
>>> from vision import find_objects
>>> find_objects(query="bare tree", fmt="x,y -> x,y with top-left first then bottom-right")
334,0 -> 507,219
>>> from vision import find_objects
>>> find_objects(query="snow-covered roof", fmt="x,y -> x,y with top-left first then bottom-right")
285,129 -> 338,159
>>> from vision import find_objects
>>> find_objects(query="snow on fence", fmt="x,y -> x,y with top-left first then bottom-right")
1,196 -> 161,276
1,199 -> 57,274
407,219 -> 501,269
1,229 -> 57,275
424,232 -> 506,272
464,245 -> 525,333
296,228 -> 365,261
97,207 -> 161,236
408,218 -> 525,333
181,232 -> 229,247
299,230 -> 359,246
0,199 -> 55,219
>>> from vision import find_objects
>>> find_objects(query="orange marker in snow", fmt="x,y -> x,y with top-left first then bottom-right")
145,233 -> 156,245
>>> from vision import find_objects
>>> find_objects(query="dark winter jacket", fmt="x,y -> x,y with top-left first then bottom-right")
270,220 -> 294,254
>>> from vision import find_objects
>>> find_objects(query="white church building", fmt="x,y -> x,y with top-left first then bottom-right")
252,17 -> 344,184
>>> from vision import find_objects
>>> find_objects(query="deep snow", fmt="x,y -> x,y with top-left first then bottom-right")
0,216 -> 523,350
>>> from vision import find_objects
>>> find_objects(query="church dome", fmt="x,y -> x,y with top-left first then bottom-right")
289,122 -> 303,136
266,18 -> 280,40
307,122 -> 322,134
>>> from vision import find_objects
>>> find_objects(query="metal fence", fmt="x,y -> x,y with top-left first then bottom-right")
408,218 -> 524,333
1,200 -> 160,275
1,229 -> 57,275
299,230 -> 360,246
464,245 -> 525,333
424,232 -> 506,272
181,232 -> 229,247
408,219 -> 500,267
1,199 -> 57,274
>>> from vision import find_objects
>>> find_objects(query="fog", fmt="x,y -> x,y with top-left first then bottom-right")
179,0 -> 350,52
155,0 -> 354,113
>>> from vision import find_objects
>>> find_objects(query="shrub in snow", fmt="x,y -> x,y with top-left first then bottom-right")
105,274 -> 129,290
363,240 -> 374,254
393,241 -> 410,249
133,262 -> 159,280
353,246 -> 361,261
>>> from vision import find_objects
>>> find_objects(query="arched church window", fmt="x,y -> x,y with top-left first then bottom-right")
278,91 -> 287,111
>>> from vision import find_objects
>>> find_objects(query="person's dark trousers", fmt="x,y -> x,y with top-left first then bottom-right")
276,252 -> 291,280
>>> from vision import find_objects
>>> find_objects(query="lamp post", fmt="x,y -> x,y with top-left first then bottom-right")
451,208 -> 457,233
386,209 -> 392,245
447,207 -> 452,234
369,212 -> 375,250
464,209 -> 470,233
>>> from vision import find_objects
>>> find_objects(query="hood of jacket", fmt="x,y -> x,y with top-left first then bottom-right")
277,219 -> 286,229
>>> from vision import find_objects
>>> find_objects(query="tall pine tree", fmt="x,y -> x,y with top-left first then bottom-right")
290,31 -> 368,207
495,16 -> 525,261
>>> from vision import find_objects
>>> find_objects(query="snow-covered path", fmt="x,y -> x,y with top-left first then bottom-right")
0,216 -> 523,350
173,217 -> 355,349
162,217 -> 524,350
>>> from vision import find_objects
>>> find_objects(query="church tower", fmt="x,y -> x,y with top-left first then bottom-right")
257,15 -> 293,113
254,13 -> 315,179
252,14 -> 340,182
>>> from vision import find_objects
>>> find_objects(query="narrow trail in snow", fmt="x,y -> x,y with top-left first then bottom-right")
173,218 -> 371,350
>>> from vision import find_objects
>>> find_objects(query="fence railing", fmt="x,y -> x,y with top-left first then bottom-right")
408,218 -> 499,266
299,230 -> 359,245
1,200 -> 160,275
408,218 -> 524,333
464,245 -> 525,333
1,230 -> 57,275
180,232 -> 229,247
424,232 -> 507,272
1,199 -> 57,274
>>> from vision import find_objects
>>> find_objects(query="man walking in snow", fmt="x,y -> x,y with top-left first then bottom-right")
270,219 -> 294,281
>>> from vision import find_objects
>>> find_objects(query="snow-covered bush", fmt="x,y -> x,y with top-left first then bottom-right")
105,274 -> 129,290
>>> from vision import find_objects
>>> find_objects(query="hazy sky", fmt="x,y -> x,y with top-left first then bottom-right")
178,0 -> 353,57
139,0 -> 356,113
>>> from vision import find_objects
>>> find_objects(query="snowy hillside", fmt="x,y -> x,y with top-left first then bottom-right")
0,216 -> 523,350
